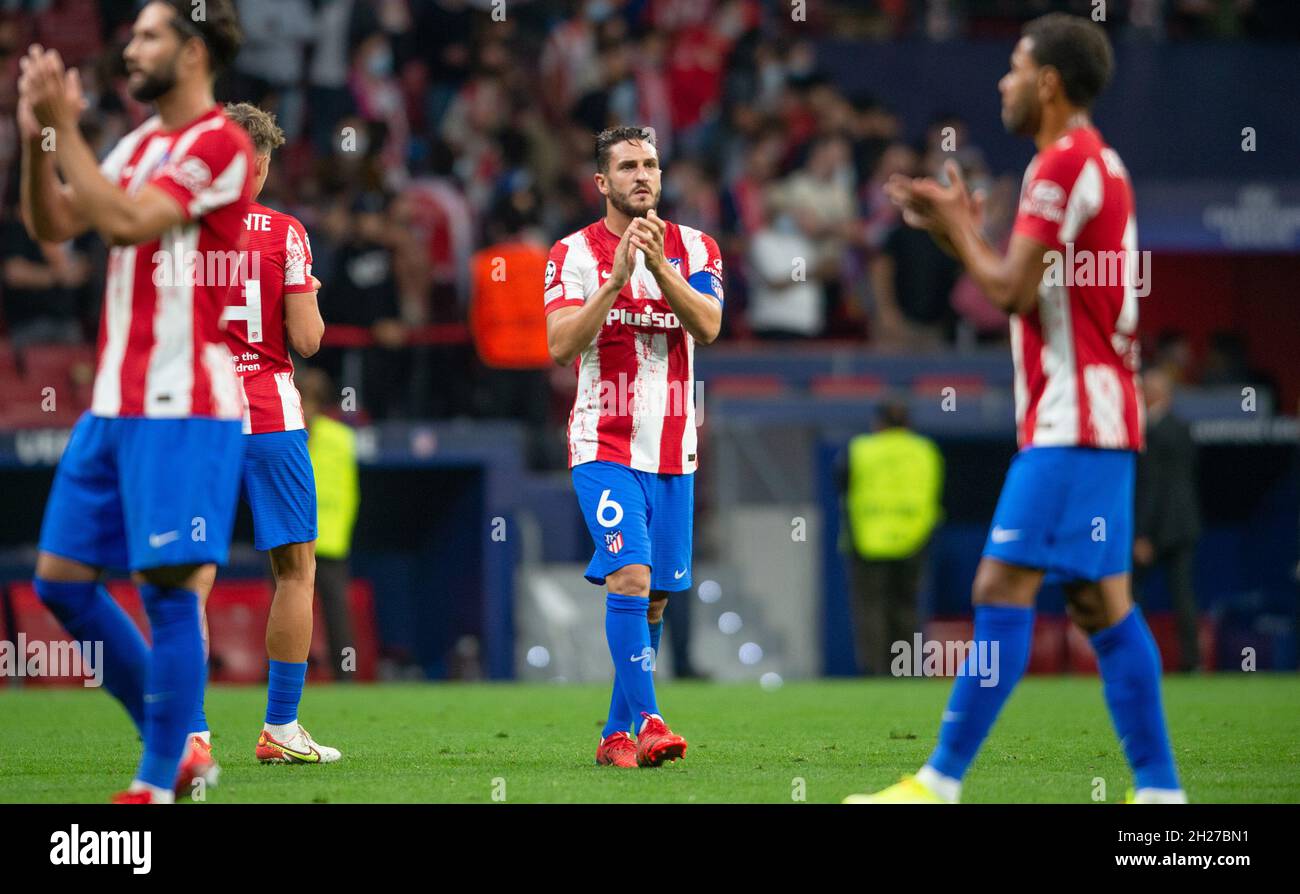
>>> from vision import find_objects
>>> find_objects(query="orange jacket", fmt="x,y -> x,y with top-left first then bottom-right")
469,241 -> 552,369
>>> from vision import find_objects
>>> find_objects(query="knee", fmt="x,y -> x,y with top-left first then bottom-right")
1066,590 -> 1108,635
606,565 -> 650,598
273,544 -> 317,588
971,568 -> 1001,606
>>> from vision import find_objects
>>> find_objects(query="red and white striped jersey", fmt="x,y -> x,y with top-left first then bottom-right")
1010,125 -> 1143,451
221,202 -> 315,434
92,106 -> 254,420
545,218 -> 723,475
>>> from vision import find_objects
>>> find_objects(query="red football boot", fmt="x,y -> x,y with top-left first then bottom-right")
174,735 -> 219,799
596,731 -> 638,767
635,713 -> 687,767
111,790 -> 158,804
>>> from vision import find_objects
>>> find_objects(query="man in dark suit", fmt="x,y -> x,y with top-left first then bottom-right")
1134,367 -> 1202,671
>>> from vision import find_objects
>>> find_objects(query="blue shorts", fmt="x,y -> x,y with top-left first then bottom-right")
983,446 -> 1135,583
572,461 -> 694,592
242,429 -> 317,551
39,413 -> 243,571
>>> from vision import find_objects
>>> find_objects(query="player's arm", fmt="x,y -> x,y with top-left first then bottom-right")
945,227 -> 1050,317
284,222 -> 324,357
546,226 -> 636,366
888,160 -> 1048,316
632,211 -> 722,344
285,277 -> 325,358
17,50 -> 88,243
25,47 -> 186,246
59,138 -> 186,247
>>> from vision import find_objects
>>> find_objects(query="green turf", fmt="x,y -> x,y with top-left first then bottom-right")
1,675 -> 1297,803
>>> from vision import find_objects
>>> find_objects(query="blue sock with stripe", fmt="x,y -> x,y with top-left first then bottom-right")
604,594 -> 658,734
34,579 -> 148,735
190,661 -> 209,735
927,604 -> 1034,782
1091,606 -> 1181,791
136,585 -> 206,790
265,659 -> 308,726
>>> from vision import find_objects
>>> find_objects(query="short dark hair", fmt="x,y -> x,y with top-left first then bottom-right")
159,0 -> 242,76
594,125 -> 657,173
1022,13 -> 1113,109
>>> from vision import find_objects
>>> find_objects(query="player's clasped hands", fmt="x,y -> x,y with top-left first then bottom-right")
17,44 -> 87,134
886,159 -> 985,236
628,209 -> 667,273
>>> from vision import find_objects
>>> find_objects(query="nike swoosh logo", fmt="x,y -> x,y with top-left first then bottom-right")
274,742 -> 321,763
148,531 -> 179,548
673,569 -> 687,579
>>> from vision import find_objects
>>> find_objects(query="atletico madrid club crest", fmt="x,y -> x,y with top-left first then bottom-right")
605,530 -> 624,555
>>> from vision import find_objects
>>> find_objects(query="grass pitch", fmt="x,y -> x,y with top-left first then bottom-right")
1,675 -> 1296,803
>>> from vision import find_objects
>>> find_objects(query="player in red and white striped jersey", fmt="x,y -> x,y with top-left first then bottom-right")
20,0 -> 252,803
545,126 -> 722,767
546,214 -> 721,474
851,13 -> 1184,806
186,102 -> 338,772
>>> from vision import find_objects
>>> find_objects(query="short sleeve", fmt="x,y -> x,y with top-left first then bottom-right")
282,217 -> 315,294
685,230 -> 724,303
150,125 -> 252,222
1012,147 -> 1087,251
543,240 -> 587,315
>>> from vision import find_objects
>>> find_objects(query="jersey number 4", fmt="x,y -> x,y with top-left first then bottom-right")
221,278 -> 263,343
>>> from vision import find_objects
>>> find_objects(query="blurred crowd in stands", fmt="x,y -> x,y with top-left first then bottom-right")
2,0 -> 1297,436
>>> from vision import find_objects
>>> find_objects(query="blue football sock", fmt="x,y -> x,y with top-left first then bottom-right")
265,659 -> 308,726
35,579 -> 148,735
648,618 -> 664,660
1091,606 -> 1181,791
136,585 -> 206,790
190,660 -> 209,735
605,593 -> 658,727
601,617 -> 665,738
927,604 -> 1034,782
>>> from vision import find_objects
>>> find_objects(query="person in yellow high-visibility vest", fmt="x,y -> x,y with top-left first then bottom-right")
300,368 -> 360,680
837,399 -> 944,674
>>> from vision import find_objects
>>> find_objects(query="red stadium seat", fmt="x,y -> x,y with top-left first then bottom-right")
809,375 -> 886,398
925,614 -> 1066,675
6,581 -> 147,687
705,375 -> 787,398
0,341 -> 18,377
911,373 -> 987,397
20,344 -> 96,387
204,580 -> 275,684
1066,612 -> 1217,674
308,580 -> 379,682
1028,614 -> 1068,674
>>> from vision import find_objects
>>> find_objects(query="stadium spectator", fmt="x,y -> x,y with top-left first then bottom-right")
869,159 -> 962,349
315,191 -> 409,419
469,196 -> 555,468
230,0 -> 316,134
1,203 -> 89,347
838,399 -> 944,676
300,367 -> 360,682
745,187 -> 828,338
1134,367 -> 1202,672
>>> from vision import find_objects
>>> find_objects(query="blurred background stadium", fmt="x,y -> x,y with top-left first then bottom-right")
1,0 -> 1297,691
